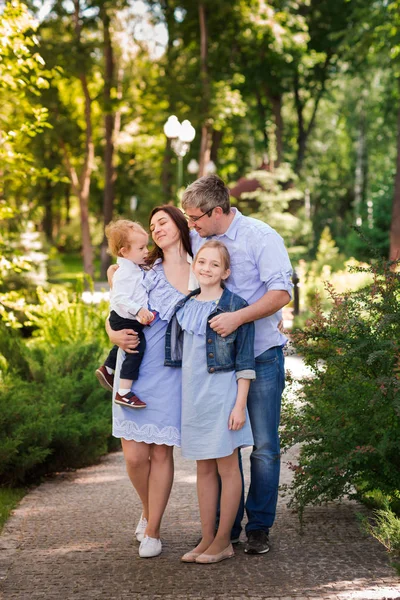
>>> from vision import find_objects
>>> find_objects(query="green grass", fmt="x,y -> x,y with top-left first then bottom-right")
0,488 -> 26,532
48,253 -> 102,284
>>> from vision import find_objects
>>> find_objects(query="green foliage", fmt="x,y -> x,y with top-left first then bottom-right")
0,340 -> 117,485
1,278 -> 109,346
0,205 -> 37,292
0,278 -> 116,485
296,228 -> 372,311
360,503 -> 400,575
0,0 -> 53,185
243,163 -> 312,255
281,256 -> 400,520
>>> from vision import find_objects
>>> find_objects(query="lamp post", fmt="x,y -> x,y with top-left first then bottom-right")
164,116 -> 196,195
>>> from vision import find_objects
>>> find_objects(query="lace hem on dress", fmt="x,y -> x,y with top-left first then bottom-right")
113,418 -> 181,446
176,297 -> 218,336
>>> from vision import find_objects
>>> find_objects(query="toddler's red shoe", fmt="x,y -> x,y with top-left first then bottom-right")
95,365 -> 114,392
114,391 -> 146,409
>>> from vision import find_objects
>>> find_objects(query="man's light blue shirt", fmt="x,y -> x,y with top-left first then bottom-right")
190,208 -> 293,357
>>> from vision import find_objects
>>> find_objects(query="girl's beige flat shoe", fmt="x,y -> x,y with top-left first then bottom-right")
195,544 -> 234,564
181,550 -> 202,563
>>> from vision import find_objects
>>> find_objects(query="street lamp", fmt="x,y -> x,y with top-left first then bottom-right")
187,158 -> 216,177
164,116 -> 196,193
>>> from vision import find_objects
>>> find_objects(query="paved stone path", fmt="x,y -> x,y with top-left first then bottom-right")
1,357 -> 399,600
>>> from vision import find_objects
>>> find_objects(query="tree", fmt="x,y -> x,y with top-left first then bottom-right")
0,1 -> 52,287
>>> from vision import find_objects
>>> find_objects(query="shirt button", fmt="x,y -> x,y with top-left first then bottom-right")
209,367 -> 215,373
208,352 -> 214,358
207,338 -> 212,344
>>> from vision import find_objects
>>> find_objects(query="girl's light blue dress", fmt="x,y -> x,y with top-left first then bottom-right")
177,297 -> 254,460
112,260 -> 186,446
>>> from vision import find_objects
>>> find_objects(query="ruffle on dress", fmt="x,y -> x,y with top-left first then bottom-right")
144,260 -> 186,322
176,297 -> 218,336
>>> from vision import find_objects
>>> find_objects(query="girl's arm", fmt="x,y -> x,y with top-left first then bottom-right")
229,378 -> 251,431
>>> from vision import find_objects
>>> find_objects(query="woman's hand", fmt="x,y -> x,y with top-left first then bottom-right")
107,264 -> 119,288
228,405 -> 246,431
107,322 -> 139,353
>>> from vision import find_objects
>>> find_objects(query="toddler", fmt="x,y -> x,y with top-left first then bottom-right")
96,220 -> 154,408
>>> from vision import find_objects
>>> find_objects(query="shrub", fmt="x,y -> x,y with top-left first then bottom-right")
281,257 -> 400,521
360,504 -> 400,575
0,373 -> 59,484
0,339 -> 118,485
0,275 -> 117,486
21,279 -> 108,348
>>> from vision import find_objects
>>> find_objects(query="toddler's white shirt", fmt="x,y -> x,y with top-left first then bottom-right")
109,257 -> 148,320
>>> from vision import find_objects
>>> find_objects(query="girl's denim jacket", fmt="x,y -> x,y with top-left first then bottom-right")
165,286 -> 256,380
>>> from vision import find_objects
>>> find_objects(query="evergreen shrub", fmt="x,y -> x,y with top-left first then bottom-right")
0,321 -> 118,485
281,257 -> 400,520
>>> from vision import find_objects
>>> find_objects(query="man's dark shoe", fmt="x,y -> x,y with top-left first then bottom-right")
244,530 -> 270,554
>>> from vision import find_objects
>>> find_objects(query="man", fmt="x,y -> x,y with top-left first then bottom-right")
182,174 -> 292,555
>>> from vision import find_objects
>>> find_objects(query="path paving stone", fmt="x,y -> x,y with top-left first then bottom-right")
1,355 -> 399,599
0,447 -> 399,600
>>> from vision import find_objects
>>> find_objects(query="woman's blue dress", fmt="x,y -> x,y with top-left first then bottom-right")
112,260 -> 186,446
177,297 -> 254,460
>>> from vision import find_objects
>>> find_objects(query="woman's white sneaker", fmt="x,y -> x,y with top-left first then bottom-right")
135,514 -> 148,542
139,536 -> 162,558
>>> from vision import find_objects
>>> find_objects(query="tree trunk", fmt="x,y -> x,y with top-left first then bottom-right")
294,71 -> 306,174
255,90 -> 268,149
162,138 -> 174,202
199,125 -> 212,177
65,0 -> 94,278
42,178 -> 53,242
354,101 -> 367,227
210,130 -> 223,165
294,56 -> 330,174
78,72 -> 95,278
198,2 -> 212,177
161,0 -> 176,200
269,93 -> 283,166
65,183 -> 71,225
390,81 -> 400,262
100,5 -> 115,279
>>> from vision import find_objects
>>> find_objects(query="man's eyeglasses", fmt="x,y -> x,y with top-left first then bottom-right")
184,208 -> 214,223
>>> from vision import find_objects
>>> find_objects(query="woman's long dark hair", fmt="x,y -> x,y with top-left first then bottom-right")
146,205 -> 193,268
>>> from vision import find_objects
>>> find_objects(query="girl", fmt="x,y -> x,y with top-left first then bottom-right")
165,240 -> 255,564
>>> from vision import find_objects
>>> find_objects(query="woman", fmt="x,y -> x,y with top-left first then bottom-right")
107,205 -> 195,558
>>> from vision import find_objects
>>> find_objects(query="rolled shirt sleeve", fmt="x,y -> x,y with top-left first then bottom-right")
253,232 -> 293,299
235,369 -> 256,381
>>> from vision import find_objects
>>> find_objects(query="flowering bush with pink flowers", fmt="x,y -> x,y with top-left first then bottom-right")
281,257 -> 400,520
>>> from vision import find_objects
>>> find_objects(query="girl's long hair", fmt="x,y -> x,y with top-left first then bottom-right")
146,205 -> 193,268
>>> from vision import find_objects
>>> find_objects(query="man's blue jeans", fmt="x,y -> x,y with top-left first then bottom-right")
229,345 -> 285,537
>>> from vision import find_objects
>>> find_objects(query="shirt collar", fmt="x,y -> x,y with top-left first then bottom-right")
216,207 -> 242,241
117,257 -> 140,269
